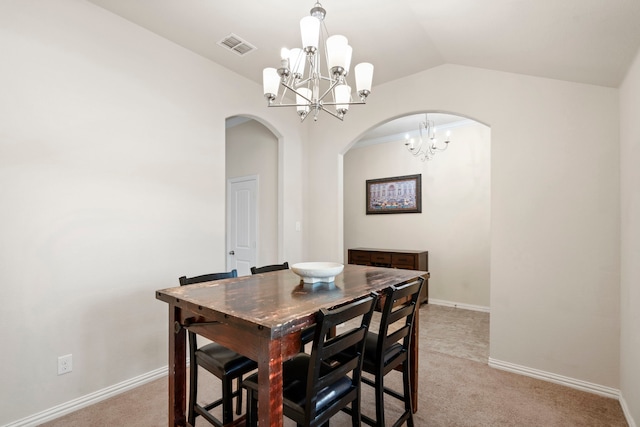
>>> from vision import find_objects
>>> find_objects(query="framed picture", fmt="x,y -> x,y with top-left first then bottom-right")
366,174 -> 422,214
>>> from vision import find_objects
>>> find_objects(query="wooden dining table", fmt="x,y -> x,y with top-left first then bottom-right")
156,264 -> 425,427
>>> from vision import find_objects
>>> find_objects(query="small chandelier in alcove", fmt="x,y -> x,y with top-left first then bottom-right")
262,2 -> 374,123
404,114 -> 451,161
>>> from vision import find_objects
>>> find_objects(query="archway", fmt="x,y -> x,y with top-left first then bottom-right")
343,112 -> 491,311
225,115 -> 280,275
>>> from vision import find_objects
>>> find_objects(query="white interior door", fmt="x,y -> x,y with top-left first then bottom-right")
227,176 -> 258,276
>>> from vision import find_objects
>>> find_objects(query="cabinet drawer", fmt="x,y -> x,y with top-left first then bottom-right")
392,253 -> 416,267
371,253 -> 392,264
393,263 -> 415,270
350,251 -> 371,264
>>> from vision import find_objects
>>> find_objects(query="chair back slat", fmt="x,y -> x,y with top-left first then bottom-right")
387,303 -> 415,324
315,358 -> 357,391
322,328 -> 366,358
179,269 -> 238,285
391,280 -> 422,300
250,262 -> 289,275
376,278 -> 424,364
305,294 -> 378,422
386,324 -> 411,347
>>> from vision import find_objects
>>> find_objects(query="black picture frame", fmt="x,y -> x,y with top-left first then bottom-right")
366,174 -> 422,214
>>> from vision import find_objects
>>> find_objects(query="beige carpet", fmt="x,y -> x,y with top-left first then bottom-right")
41,305 -> 627,426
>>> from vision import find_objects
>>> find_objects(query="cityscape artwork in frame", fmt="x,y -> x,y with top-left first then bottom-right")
366,174 -> 422,214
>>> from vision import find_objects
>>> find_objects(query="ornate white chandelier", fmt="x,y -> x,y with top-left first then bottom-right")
404,114 -> 451,161
262,2 -> 374,122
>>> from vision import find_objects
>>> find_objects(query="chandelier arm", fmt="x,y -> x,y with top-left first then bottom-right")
275,83 -> 292,106
299,111 -> 311,123
406,143 -> 421,156
293,76 -> 313,86
408,147 -> 424,158
433,141 -> 450,151
428,141 -> 448,152
281,82 -> 311,102
405,139 -> 432,161
318,75 -> 334,82
316,78 -> 340,104
321,100 -> 366,106
317,105 -> 344,121
268,103 -> 313,108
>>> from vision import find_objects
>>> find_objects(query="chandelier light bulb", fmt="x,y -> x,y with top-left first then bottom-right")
289,48 -> 305,77
327,35 -> 350,77
296,87 -> 312,117
335,84 -> 351,113
405,135 -> 415,150
344,45 -> 353,75
279,47 -> 291,73
355,62 -> 374,99
300,16 -> 320,52
263,67 -> 280,100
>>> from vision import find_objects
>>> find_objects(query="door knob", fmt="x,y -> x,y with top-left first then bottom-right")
228,250 -> 235,255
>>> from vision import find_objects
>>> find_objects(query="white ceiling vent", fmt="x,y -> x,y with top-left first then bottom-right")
218,33 -> 256,56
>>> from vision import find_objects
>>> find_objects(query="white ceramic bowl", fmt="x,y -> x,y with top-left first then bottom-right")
291,262 -> 344,284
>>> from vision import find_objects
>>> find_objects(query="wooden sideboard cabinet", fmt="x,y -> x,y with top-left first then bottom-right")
348,248 -> 429,304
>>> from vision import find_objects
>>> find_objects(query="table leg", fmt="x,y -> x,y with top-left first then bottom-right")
257,337 -> 284,427
410,304 -> 420,413
168,305 -> 188,426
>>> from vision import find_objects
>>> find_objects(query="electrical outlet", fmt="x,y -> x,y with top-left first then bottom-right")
58,354 -> 73,375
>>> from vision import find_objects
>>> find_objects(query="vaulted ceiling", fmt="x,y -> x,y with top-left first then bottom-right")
86,0 -> 640,89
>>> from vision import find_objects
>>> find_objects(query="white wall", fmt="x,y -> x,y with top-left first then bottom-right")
620,47 -> 640,426
344,120 -> 491,308
0,0 -> 304,424
226,119 -> 279,271
305,64 -> 621,391
0,0 -> 634,424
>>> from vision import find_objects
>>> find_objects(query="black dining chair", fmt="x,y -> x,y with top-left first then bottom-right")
242,293 -> 379,427
249,261 -> 289,274
249,261 -> 315,350
178,270 -> 258,427
342,277 -> 424,427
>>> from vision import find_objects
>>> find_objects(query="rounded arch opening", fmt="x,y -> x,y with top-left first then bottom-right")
343,111 -> 492,313
225,114 -> 284,275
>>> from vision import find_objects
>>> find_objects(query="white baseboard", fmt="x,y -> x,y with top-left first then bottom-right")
3,366 -> 168,427
619,394 -> 638,427
489,357 -> 640,426
6,351 -> 636,427
488,357 -> 619,399
428,298 -> 490,313
422,301 -> 639,426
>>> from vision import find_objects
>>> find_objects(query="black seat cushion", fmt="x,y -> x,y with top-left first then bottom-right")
196,342 -> 258,377
356,332 -> 404,373
244,354 -> 353,412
